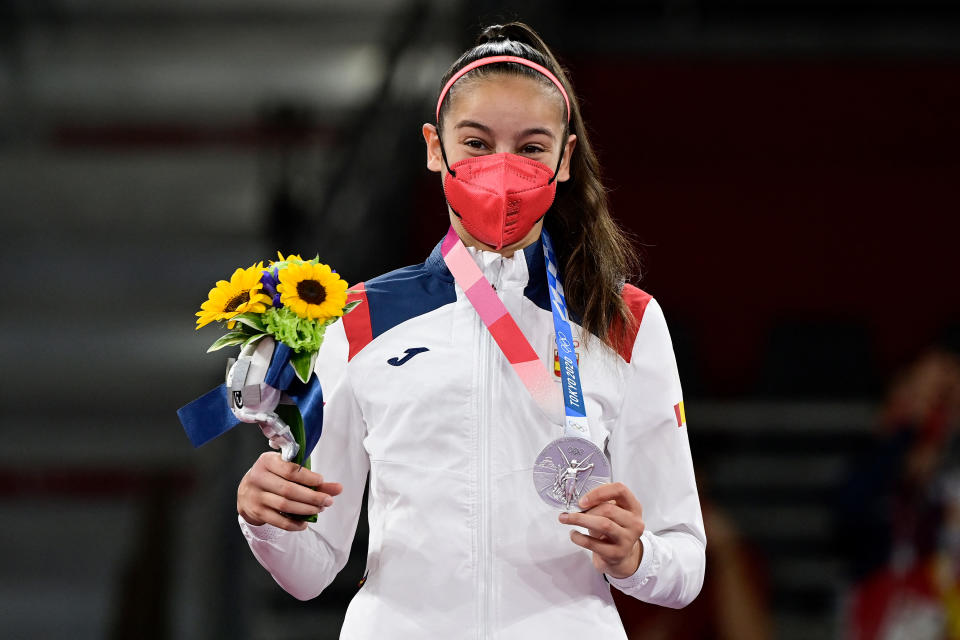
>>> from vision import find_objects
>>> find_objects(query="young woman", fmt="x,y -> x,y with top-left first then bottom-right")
236,22 -> 705,638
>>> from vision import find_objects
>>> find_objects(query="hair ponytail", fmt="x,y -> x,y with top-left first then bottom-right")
476,22 -> 549,51
437,22 -> 640,349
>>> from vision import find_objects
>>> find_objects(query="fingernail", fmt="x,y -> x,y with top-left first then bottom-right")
558,513 -> 569,524
323,497 -> 334,507
579,498 -> 588,508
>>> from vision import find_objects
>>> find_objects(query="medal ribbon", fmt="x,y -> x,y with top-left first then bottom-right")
541,231 -> 589,438
440,226 -> 589,438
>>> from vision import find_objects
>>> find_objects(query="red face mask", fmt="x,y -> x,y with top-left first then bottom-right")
443,152 -> 561,250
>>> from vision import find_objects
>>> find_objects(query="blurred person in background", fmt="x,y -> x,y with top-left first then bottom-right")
615,457 -> 772,640
229,21 -> 705,639
837,342 -> 960,640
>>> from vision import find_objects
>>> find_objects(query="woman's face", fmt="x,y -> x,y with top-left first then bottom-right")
422,73 -> 577,254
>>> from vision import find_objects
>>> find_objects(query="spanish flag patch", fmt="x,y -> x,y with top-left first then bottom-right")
674,401 -> 686,428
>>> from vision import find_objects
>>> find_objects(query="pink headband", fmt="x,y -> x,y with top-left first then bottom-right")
435,55 -> 571,123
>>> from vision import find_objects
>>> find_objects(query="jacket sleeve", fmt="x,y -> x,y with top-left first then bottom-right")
238,321 -> 370,600
605,297 -> 706,608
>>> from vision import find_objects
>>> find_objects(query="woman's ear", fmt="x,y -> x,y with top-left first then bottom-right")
422,123 -> 444,173
555,134 -> 578,183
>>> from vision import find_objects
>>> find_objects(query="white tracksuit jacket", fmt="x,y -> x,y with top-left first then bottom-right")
240,236 -> 706,638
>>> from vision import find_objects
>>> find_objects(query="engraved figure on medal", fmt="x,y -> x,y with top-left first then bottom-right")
533,436 -> 611,510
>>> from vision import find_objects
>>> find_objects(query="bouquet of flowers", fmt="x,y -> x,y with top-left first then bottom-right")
178,253 -> 359,498
195,252 -> 359,382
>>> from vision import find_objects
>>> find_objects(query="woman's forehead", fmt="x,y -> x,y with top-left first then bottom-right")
444,74 -> 566,133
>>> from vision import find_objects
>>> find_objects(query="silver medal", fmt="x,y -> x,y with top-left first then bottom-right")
533,436 -> 611,511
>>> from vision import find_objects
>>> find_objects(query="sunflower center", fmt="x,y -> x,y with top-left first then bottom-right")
297,279 -> 327,305
224,291 -> 250,312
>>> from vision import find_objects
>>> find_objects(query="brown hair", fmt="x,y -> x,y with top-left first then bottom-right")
436,22 -> 639,348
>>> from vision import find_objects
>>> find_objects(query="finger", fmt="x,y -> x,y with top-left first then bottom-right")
560,511 -> 628,544
261,491 -> 323,518
242,502 -> 309,532
265,513 -> 309,532
288,465 -> 328,487
259,474 -> 332,509
319,482 -> 344,497
569,529 -> 619,556
581,502 -> 645,535
260,463 -> 343,500
253,464 -> 343,507
275,479 -> 343,505
261,453 -> 327,487
578,482 -> 642,513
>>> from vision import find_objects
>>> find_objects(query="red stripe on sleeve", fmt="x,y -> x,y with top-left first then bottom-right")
342,282 -> 373,361
607,284 -> 652,363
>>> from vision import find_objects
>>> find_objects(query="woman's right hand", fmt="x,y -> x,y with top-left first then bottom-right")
238,452 -> 344,531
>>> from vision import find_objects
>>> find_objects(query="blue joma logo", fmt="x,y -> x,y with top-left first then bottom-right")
387,347 -> 430,366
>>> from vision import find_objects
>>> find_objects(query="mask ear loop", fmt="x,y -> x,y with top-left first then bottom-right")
548,136 -> 566,185
547,123 -> 571,185
537,126 -> 570,227
436,124 -> 457,178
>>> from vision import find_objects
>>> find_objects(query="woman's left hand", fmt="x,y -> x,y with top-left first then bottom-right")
559,482 -> 645,579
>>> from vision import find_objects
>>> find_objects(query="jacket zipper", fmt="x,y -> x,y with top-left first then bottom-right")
477,267 -> 499,639
478,326 -> 489,638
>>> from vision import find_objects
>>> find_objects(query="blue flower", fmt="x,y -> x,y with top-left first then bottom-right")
260,267 -> 282,308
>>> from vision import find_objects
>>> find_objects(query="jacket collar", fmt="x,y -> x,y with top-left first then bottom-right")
425,233 -> 550,311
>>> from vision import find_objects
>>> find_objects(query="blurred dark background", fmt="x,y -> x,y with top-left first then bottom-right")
2,0 -> 957,638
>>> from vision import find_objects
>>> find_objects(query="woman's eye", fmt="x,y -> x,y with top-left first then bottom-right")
464,139 -> 486,149
521,145 -> 546,154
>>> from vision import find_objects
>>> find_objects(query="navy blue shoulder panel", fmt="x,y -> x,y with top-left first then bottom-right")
365,245 -> 457,340
521,238 -> 551,313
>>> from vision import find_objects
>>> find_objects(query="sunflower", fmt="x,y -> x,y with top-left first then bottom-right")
272,251 -> 306,265
195,263 -> 271,329
276,261 -> 349,321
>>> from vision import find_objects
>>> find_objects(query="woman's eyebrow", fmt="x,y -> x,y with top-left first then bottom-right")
454,120 -> 493,133
453,121 -> 557,140
519,127 -> 556,139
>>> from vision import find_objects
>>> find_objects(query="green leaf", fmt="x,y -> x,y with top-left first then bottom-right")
342,300 -> 362,314
290,349 -> 318,384
274,404 -> 317,523
276,404 -> 306,465
232,312 -> 266,332
242,332 -> 268,349
206,331 -> 248,353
